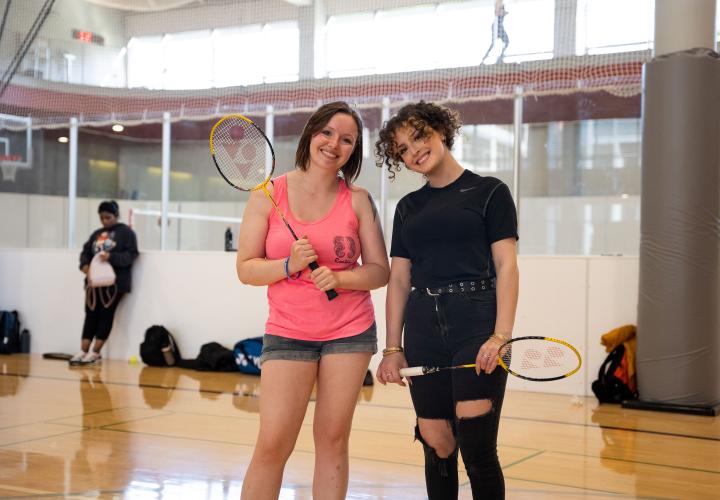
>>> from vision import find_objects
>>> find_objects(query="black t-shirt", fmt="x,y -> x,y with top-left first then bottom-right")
390,170 -> 518,289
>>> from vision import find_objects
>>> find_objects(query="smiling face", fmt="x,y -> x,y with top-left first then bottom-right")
392,122 -> 448,176
308,113 -> 359,173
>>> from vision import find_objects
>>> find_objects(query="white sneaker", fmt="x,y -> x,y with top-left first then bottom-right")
80,352 -> 102,365
69,351 -> 88,366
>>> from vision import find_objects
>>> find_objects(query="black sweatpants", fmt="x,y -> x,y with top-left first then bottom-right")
82,289 -> 125,342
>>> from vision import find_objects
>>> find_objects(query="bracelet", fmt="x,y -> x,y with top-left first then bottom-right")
490,333 -> 511,344
382,346 -> 404,357
283,257 -> 301,280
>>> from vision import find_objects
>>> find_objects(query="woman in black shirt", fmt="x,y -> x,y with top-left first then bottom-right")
375,102 -> 519,499
72,200 -> 138,366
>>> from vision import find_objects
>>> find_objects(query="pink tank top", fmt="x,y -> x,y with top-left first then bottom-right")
264,174 -> 375,341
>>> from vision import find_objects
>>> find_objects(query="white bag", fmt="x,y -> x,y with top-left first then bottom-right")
86,253 -> 117,310
88,252 -> 116,287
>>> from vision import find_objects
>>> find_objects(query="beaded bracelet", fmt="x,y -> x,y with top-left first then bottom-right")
283,257 -> 301,280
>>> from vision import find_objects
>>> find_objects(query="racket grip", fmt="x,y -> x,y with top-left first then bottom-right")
399,366 -> 425,377
308,261 -> 338,301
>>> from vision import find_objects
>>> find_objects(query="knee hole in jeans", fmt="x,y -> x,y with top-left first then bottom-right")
456,399 -> 493,419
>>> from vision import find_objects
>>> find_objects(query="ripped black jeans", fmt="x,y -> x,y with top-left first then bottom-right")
404,288 -> 507,500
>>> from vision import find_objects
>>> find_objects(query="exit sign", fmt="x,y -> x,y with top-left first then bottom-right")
72,29 -> 104,46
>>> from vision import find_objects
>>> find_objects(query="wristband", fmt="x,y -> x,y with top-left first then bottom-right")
283,257 -> 301,280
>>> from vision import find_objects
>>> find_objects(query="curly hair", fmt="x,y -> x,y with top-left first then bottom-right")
375,101 -> 461,180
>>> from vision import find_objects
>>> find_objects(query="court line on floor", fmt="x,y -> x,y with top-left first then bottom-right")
504,477 -> 674,500
0,486 -> 125,499
3,370 -> 718,443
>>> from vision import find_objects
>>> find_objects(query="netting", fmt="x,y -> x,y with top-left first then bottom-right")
0,0 -> 653,130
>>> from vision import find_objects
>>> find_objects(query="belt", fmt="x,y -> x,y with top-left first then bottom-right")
421,279 -> 495,296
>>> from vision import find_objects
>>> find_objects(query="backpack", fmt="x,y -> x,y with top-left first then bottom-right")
591,344 -> 638,403
234,337 -> 263,375
0,311 -> 20,355
140,325 -> 181,367
193,342 -> 237,372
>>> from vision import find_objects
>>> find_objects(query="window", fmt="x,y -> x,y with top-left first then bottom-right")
127,22 -> 299,90
164,31 -> 213,90
576,0 -> 654,55
324,1 -> 552,77
127,36 -> 164,89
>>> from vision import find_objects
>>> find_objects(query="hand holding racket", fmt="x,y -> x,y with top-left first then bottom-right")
210,114 -> 338,301
399,336 -> 582,382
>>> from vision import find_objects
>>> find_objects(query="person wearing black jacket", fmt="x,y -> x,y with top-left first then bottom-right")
70,200 -> 139,366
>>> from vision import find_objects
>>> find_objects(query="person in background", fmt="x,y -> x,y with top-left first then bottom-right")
375,101 -> 519,499
481,0 -> 510,64
71,200 -> 138,366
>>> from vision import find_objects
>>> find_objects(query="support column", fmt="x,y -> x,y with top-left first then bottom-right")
654,0 -> 716,56
160,112 -> 171,251
67,117 -> 78,249
628,0 -> 719,415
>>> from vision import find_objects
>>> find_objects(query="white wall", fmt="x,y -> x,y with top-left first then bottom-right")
0,249 -> 638,397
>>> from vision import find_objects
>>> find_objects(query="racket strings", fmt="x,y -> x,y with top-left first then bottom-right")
212,117 -> 270,190
506,339 -> 577,378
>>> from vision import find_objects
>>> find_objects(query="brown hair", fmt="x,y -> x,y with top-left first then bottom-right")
295,101 -> 364,184
375,101 -> 461,180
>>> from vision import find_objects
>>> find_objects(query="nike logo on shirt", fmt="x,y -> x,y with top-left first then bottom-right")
459,186 -> 478,193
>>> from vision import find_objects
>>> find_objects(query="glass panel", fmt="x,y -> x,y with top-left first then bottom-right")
0,119 -> 65,248
519,118 -> 641,255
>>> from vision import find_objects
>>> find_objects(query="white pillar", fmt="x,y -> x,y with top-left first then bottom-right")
380,97 -> 390,236
654,0 -> 716,56
265,105 -> 275,178
512,86 -> 523,219
313,0 -> 326,78
67,117 -> 78,249
161,112 -> 171,251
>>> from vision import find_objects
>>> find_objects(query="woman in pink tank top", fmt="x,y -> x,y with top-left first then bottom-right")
236,102 -> 389,499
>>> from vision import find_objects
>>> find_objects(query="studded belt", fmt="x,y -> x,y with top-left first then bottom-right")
422,279 -> 496,295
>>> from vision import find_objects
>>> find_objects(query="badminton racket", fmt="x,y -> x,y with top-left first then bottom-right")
210,114 -> 338,301
399,336 -> 581,382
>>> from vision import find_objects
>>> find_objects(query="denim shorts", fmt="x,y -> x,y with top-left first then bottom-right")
260,322 -> 377,365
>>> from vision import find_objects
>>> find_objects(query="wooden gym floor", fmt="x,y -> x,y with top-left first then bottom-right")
1,355 -> 718,499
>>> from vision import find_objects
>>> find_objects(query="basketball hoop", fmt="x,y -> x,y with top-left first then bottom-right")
0,157 -> 18,182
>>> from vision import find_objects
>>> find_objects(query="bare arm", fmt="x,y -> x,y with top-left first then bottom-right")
491,237 -> 519,339
235,189 -> 286,286
385,256 -> 411,348
377,256 -> 412,385
475,237 -> 519,374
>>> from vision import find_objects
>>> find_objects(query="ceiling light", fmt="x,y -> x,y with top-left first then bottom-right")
58,136 -> 69,143
112,124 -> 124,132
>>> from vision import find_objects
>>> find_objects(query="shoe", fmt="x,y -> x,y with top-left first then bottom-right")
80,351 -> 102,365
69,351 -> 88,366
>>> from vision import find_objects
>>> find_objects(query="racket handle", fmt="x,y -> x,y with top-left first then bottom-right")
308,261 -> 338,301
399,366 -> 426,377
